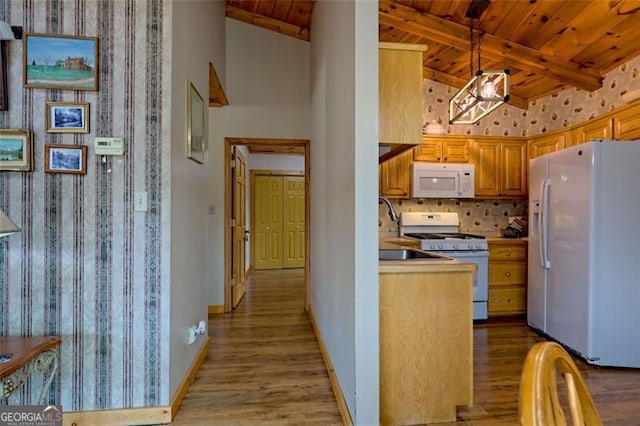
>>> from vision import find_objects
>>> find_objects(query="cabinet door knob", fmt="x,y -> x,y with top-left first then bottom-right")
506,272 -> 511,277
444,157 -> 448,161
506,251 -> 511,256
437,157 -> 441,161
507,297 -> 512,303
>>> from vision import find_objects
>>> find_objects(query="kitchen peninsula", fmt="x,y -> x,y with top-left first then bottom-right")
379,239 -> 475,425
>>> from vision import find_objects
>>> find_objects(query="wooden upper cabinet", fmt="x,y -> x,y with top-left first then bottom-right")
613,103 -> 640,140
471,139 -> 527,198
528,133 -> 565,159
379,43 -> 427,145
472,140 -> 501,196
567,116 -> 613,148
501,141 -> 528,197
379,149 -> 413,198
413,136 -> 469,162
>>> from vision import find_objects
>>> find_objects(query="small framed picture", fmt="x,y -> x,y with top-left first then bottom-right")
0,129 -> 33,171
24,33 -> 99,91
44,144 -> 87,175
46,101 -> 89,133
187,81 -> 205,164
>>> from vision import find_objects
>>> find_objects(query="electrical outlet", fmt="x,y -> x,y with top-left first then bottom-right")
197,320 -> 206,336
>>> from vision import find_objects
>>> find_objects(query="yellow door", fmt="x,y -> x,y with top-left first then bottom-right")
255,175 -> 283,269
283,176 -> 305,268
232,149 -> 247,308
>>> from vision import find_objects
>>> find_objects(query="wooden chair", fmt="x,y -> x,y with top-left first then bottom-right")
519,341 -> 602,426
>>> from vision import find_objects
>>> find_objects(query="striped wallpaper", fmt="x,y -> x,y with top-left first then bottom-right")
0,0 -> 170,411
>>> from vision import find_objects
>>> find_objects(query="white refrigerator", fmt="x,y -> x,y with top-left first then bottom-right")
528,139 -> 640,368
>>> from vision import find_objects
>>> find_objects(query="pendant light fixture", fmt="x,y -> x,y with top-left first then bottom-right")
449,4 -> 509,125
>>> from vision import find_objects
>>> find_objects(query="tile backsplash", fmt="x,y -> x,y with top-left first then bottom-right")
379,198 -> 528,237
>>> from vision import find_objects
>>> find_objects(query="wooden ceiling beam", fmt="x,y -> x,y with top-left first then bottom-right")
379,0 -> 603,92
423,67 -> 529,110
226,4 -> 310,42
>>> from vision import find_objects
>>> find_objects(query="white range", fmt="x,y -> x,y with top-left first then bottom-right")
399,212 -> 489,320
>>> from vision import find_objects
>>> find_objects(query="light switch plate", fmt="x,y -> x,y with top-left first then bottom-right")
134,191 -> 147,212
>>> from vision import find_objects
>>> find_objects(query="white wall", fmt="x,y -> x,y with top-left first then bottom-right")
169,0 -> 226,399
248,154 -> 305,171
208,18 -> 311,305
310,1 -> 379,423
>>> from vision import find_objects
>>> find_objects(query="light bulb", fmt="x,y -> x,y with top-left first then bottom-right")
481,80 -> 496,97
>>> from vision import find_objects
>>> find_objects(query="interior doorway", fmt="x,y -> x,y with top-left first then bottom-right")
224,137 -> 310,313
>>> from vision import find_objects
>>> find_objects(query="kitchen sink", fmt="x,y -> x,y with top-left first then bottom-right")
379,248 -> 450,261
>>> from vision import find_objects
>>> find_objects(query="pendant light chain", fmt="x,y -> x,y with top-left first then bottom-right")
477,28 -> 482,73
469,19 -> 474,77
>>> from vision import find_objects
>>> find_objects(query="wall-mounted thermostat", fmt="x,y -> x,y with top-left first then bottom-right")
95,137 -> 125,156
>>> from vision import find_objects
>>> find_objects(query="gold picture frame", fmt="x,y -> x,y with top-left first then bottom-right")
24,33 -> 99,91
45,101 -> 89,133
187,81 -> 205,164
0,129 -> 33,171
44,144 -> 88,175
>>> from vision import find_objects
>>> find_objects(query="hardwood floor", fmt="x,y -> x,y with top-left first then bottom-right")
172,269 -> 342,425
173,269 -> 640,425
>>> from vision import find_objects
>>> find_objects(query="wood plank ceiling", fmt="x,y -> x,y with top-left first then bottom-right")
226,0 -> 640,111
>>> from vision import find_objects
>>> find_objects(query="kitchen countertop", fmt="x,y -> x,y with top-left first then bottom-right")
379,237 -> 477,273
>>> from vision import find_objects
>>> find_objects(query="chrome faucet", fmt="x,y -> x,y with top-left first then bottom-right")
378,196 -> 398,222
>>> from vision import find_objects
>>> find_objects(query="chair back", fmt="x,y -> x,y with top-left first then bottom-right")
519,341 -> 602,426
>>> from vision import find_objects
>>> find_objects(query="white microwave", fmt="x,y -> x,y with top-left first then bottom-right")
411,162 -> 475,198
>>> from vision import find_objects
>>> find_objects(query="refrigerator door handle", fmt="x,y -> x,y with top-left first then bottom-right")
538,179 -> 545,268
542,178 -> 551,269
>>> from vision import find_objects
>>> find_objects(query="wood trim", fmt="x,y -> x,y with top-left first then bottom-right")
224,142 -> 233,312
208,62 -> 228,107
208,305 -> 224,314
378,42 -> 427,52
226,4 -> 310,42
62,338 -> 210,425
304,142 -> 310,312
378,0 -> 602,92
62,407 -> 171,426
170,337 -> 211,420
224,138 -> 310,314
308,308 -> 353,426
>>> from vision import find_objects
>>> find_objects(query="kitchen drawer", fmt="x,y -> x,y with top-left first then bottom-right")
489,286 -> 526,315
488,261 -> 526,285
488,243 -> 526,261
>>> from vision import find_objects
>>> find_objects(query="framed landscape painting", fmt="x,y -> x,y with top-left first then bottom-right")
44,144 -> 87,174
0,129 -> 33,171
24,33 -> 99,91
46,101 -> 89,133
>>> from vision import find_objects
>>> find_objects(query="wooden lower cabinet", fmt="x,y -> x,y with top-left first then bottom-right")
488,239 -> 527,316
379,264 -> 474,425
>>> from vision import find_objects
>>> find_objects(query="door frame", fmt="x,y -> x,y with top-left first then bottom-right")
250,169 -> 305,271
224,137 -> 310,313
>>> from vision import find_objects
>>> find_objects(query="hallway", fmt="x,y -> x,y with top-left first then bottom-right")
172,269 -> 343,425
